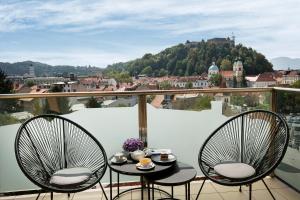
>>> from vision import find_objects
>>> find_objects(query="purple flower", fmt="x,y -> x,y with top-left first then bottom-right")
123,138 -> 144,152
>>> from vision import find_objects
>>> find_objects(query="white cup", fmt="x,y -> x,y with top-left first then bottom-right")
114,152 -> 124,162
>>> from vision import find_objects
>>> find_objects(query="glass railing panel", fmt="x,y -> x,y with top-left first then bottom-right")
0,95 -> 139,193
147,91 -> 272,176
275,90 -> 300,191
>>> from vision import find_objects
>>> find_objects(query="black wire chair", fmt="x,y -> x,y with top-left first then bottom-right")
15,114 -> 108,200
196,110 -> 289,200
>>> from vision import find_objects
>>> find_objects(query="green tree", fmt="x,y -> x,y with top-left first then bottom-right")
185,82 -> 193,89
85,97 -> 101,108
33,99 -> 44,115
50,85 -> 63,92
158,69 -> 168,77
0,114 -> 18,126
233,76 -> 237,88
220,59 -> 232,71
141,66 -> 153,76
241,71 -> 247,87
0,69 -> 13,94
209,74 -> 222,86
231,95 -> 245,106
244,94 -> 259,107
192,96 -> 213,110
291,80 -> 300,88
159,81 -> 172,89
0,69 -> 21,113
25,80 -> 35,87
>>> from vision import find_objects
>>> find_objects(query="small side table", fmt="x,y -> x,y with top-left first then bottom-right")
108,156 -> 174,200
146,162 -> 197,200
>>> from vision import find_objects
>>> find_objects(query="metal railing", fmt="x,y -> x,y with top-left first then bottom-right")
0,87 -> 275,146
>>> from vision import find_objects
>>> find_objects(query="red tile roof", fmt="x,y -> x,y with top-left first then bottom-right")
220,71 -> 234,78
256,72 -> 276,82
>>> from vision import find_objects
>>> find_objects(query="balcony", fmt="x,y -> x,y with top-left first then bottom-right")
0,87 -> 299,199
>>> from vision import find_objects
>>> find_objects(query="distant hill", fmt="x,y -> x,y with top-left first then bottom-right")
271,57 -> 300,70
105,40 -> 273,76
0,61 -> 103,76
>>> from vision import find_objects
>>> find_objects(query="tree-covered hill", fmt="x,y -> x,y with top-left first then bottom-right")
105,40 -> 273,76
0,61 -> 103,76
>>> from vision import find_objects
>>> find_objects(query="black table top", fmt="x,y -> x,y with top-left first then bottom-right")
145,162 -> 197,186
108,156 -> 174,176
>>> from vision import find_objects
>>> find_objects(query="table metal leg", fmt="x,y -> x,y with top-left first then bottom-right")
171,186 -> 174,198
110,168 -> 112,200
152,184 -> 154,200
188,182 -> 190,200
117,173 -> 120,198
141,176 -> 144,200
147,182 -> 151,200
184,184 -> 188,200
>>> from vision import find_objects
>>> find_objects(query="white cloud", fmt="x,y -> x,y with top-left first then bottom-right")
0,0 -> 299,61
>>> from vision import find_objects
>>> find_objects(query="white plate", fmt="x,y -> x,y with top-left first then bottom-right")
111,157 -> 127,164
136,162 -> 155,170
151,154 -> 176,164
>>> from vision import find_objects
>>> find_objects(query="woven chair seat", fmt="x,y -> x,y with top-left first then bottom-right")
214,162 -> 255,179
50,167 -> 92,187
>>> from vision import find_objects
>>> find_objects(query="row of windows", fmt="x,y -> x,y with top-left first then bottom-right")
175,82 -> 208,87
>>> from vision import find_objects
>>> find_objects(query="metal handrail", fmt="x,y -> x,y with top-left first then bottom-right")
0,88 -> 273,99
274,87 -> 300,93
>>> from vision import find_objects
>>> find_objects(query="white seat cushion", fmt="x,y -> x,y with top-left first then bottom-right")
50,167 -> 92,187
214,162 -> 255,179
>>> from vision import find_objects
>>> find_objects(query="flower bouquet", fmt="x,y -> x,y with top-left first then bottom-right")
123,138 -> 144,152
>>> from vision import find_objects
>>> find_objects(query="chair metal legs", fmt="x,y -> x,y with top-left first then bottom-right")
99,182 -> 108,200
35,193 -> 41,200
262,179 -> 276,200
249,184 -> 252,200
195,178 -> 206,200
50,192 -> 53,200
239,186 -> 242,192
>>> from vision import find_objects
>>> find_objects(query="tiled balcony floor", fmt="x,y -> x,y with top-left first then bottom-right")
1,178 -> 299,200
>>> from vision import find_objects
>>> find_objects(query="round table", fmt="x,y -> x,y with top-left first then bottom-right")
146,162 -> 197,200
108,156 -> 175,200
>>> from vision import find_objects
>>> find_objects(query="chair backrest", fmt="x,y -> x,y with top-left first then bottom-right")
199,110 -> 289,179
15,114 -> 107,189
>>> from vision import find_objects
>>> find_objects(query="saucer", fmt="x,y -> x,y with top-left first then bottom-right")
111,157 -> 127,164
136,162 -> 155,170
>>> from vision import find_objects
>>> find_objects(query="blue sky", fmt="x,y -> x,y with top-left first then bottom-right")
0,0 -> 299,67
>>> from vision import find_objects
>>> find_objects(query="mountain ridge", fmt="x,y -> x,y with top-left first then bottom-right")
0,60 -> 103,76
105,40 -> 273,76
270,57 -> 300,70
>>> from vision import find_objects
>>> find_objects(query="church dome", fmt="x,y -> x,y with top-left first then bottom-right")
208,62 -> 219,72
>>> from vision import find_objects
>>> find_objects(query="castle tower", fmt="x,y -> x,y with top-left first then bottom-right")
231,32 -> 235,46
29,64 -> 35,77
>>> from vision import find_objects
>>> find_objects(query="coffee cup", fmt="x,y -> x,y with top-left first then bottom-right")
139,158 -> 151,167
114,152 -> 125,162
